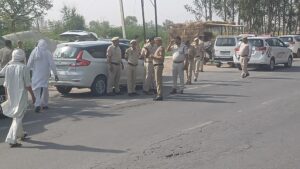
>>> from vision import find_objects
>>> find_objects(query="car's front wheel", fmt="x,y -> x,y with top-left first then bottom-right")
56,86 -> 72,95
268,58 -> 275,71
91,75 -> 106,96
284,56 -> 293,68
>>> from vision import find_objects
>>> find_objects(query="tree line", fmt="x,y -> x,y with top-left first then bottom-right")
185,0 -> 300,35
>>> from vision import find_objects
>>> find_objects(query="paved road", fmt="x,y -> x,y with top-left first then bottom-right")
0,59 -> 300,169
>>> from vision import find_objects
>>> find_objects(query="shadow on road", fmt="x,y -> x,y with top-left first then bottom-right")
23,139 -> 126,154
166,93 -> 244,103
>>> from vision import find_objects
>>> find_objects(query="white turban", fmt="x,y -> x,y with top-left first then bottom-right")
31,39 -> 49,61
12,49 -> 26,62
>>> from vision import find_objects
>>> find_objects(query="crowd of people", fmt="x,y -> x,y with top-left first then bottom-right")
0,34 -> 250,148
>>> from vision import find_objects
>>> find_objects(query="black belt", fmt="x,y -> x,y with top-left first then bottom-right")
111,62 -> 120,65
128,62 -> 138,66
173,61 -> 184,64
153,63 -> 163,67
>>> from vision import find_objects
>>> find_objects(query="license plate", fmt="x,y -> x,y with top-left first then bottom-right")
220,51 -> 230,55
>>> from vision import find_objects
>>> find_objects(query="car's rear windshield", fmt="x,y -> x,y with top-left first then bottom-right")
280,37 -> 294,42
294,36 -> 300,42
248,39 -> 264,47
215,38 -> 236,46
54,46 -> 79,58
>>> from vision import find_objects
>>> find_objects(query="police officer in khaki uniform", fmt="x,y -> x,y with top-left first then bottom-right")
106,37 -> 123,96
239,36 -> 250,78
0,40 -> 13,69
193,37 -> 205,82
141,37 -> 157,95
167,36 -> 188,94
185,40 -> 196,85
125,40 -> 140,96
153,37 -> 165,101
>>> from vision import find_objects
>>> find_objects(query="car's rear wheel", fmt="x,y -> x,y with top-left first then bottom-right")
56,86 -> 72,95
216,63 -> 222,68
269,58 -> 275,71
284,56 -> 293,68
91,75 -> 106,96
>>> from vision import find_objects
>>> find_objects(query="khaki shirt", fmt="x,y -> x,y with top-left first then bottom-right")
187,46 -> 196,60
125,47 -> 140,65
0,47 -> 12,68
153,46 -> 165,65
107,45 -> 122,63
193,41 -> 205,57
141,43 -> 157,62
239,43 -> 250,57
170,43 -> 188,62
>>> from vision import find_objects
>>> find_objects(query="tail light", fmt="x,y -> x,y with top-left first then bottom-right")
69,50 -> 91,67
255,47 -> 267,54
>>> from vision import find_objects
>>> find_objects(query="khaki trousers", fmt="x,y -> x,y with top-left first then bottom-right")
154,65 -> 164,97
127,65 -> 137,93
107,64 -> 121,93
172,62 -> 185,91
143,62 -> 154,92
187,58 -> 195,83
194,56 -> 204,80
240,57 -> 249,76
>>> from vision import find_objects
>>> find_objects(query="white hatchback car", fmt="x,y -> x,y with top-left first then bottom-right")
279,35 -> 300,58
233,37 -> 293,71
213,36 -> 241,67
50,41 -> 145,96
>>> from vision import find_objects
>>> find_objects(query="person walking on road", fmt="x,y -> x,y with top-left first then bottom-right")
1,49 -> 35,148
125,40 -> 140,97
106,37 -> 123,96
27,39 -> 59,113
141,37 -> 157,95
153,37 -> 165,101
185,40 -> 196,85
0,40 -> 13,69
193,37 -> 205,82
239,36 -> 250,78
167,36 -> 188,94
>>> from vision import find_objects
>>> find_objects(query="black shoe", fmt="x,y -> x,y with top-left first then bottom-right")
153,97 -> 163,101
43,106 -> 49,110
194,79 -> 197,82
35,106 -> 41,113
107,92 -> 116,96
9,143 -> 22,148
170,89 -> 177,95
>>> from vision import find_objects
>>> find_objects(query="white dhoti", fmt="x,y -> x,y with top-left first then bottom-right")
33,87 -> 49,107
6,116 -> 25,144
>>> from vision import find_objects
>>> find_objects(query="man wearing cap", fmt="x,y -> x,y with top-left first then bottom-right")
107,37 -> 123,96
193,37 -> 205,82
141,37 -> 157,95
239,36 -> 250,78
1,49 -> 35,148
167,36 -> 188,94
125,40 -> 140,96
153,37 -> 165,101
0,40 -> 13,69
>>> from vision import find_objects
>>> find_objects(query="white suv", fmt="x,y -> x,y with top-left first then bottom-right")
279,35 -> 300,58
50,41 -> 145,96
233,37 -> 293,71
213,36 -> 241,67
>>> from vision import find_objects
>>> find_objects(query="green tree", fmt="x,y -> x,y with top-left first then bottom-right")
0,0 -> 52,32
125,16 -> 138,26
61,5 -> 85,30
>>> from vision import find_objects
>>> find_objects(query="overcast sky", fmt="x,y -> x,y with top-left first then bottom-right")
46,0 -> 196,26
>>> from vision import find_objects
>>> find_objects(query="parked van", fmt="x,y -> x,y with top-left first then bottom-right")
213,36 -> 241,67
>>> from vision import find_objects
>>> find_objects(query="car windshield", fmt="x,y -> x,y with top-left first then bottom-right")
248,39 -> 264,47
54,46 -> 78,58
280,37 -> 294,42
216,38 -> 236,46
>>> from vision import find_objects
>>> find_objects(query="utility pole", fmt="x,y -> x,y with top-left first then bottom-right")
141,0 -> 146,42
154,0 -> 158,37
119,0 -> 126,39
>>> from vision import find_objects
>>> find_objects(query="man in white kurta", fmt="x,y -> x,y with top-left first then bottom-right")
27,39 -> 59,113
1,49 -> 35,147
